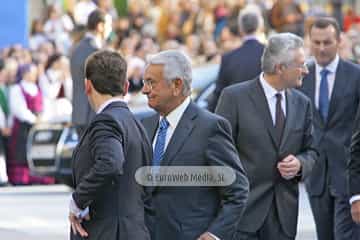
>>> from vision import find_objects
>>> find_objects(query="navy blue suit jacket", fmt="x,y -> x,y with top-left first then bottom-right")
209,39 -> 264,112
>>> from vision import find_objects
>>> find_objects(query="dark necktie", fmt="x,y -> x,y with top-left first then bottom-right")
275,93 -> 285,143
319,68 -> 330,121
153,118 -> 169,166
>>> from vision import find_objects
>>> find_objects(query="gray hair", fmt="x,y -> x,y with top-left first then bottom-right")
261,33 -> 304,74
238,12 -> 259,34
146,50 -> 192,96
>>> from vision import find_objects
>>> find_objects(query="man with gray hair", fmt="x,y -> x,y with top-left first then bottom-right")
216,33 -> 317,239
208,11 -> 264,112
141,50 -> 249,240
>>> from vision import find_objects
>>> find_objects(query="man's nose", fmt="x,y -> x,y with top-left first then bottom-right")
142,83 -> 150,94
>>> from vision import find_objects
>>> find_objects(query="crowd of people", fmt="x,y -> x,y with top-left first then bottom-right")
2,0 -> 360,239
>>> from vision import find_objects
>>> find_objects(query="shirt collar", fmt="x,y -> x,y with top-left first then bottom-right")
259,73 -> 285,101
161,96 -> 191,129
96,97 -> 125,114
315,54 -> 339,75
85,32 -> 102,49
242,35 -> 259,42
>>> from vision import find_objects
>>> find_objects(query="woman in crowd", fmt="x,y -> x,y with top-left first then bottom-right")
7,63 -> 54,185
38,53 -> 72,122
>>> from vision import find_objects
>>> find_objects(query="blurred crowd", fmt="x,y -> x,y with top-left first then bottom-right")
0,0 -> 360,186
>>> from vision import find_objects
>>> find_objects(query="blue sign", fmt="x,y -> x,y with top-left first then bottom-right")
0,0 -> 28,49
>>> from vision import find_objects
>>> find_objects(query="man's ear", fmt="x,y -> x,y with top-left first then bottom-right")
84,78 -> 92,95
123,80 -> 129,96
275,64 -> 285,74
97,22 -> 104,36
172,78 -> 183,96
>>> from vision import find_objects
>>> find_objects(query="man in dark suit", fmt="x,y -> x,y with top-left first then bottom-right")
208,11 -> 264,112
216,33 -> 317,240
141,50 -> 249,240
299,17 -> 360,240
350,106 -> 360,228
69,50 -> 151,240
70,9 -> 112,136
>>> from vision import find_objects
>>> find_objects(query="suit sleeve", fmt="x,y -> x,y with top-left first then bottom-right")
295,99 -> 318,181
350,105 -> 360,196
205,118 -> 249,239
72,115 -> 125,209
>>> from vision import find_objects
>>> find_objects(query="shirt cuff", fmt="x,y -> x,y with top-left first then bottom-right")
209,232 -> 220,240
350,195 -> 360,205
69,195 -> 89,218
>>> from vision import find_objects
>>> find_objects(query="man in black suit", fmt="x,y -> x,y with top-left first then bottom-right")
299,17 -> 360,240
141,50 -> 249,240
70,9 -> 112,136
216,33 -> 317,240
350,106 -> 360,225
69,50 -> 151,240
208,11 -> 264,112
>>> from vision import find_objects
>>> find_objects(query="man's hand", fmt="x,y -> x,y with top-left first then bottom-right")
69,212 -> 89,238
197,232 -> 216,240
351,201 -> 360,224
277,154 -> 301,179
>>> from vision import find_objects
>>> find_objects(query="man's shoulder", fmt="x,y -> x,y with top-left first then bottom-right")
92,105 -> 132,127
191,104 -> 231,130
340,58 -> 360,73
289,88 -> 311,105
222,78 -> 257,96
71,37 -> 98,59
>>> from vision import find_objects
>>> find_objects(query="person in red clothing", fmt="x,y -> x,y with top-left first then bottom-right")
7,63 -> 54,185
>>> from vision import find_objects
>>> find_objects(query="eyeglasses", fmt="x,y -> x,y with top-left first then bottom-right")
142,79 -> 156,90
285,62 -> 309,71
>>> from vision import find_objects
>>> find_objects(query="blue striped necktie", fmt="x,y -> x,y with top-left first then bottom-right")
319,68 -> 330,121
153,117 -> 169,166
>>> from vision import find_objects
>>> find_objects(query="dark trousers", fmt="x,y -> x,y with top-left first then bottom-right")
233,203 -> 294,240
309,184 -> 360,240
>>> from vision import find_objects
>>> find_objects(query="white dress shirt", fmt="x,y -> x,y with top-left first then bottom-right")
314,55 -> 339,109
259,73 -> 287,124
96,97 -> 126,114
9,81 -> 40,124
152,96 -> 191,149
70,97 -> 125,218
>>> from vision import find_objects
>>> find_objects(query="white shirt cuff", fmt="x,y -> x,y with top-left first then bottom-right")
350,195 -> 360,205
69,195 -> 89,218
209,232 -> 220,240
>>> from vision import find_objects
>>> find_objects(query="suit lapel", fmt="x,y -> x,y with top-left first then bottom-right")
142,113 -> 160,143
249,79 -> 279,148
279,89 -> 296,149
327,59 -> 345,125
161,102 -> 197,166
303,63 -> 324,127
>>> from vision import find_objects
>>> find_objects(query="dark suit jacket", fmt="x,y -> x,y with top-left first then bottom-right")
70,35 -> 98,127
142,102 -> 249,240
299,59 -> 360,197
208,39 -> 264,112
71,101 -> 151,240
350,106 -> 360,196
216,78 -> 317,237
